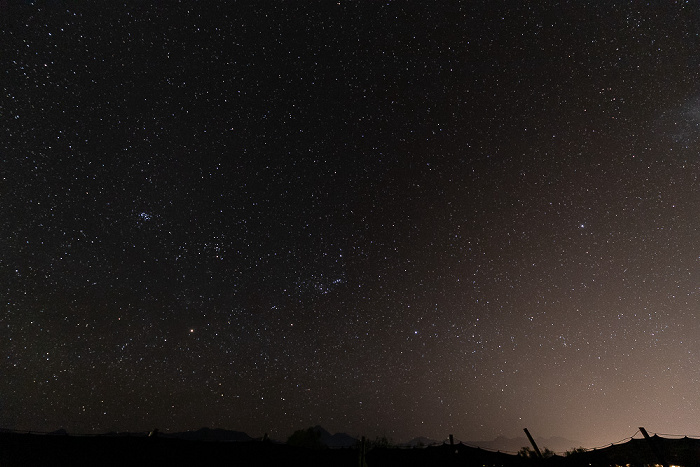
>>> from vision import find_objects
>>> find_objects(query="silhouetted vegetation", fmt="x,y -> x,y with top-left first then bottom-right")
367,435 -> 393,449
518,446 -> 555,458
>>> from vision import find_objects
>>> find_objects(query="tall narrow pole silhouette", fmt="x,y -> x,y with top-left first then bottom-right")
524,428 -> 543,459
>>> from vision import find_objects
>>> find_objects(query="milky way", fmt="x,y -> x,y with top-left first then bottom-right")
3,1 -> 700,449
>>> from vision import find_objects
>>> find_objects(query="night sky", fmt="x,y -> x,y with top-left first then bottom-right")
3,1 -> 700,449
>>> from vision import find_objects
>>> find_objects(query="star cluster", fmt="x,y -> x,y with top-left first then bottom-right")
3,1 -> 700,448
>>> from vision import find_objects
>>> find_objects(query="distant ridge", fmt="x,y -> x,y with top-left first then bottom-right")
312,425 -> 359,448
0,425 -> 582,451
165,427 -> 252,442
395,434 -> 582,452
401,436 -> 442,447
462,435 -> 583,453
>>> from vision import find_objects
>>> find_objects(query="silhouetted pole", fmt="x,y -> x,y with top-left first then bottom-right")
359,436 -> 366,467
449,434 -> 454,446
639,427 -> 669,467
524,428 -> 543,459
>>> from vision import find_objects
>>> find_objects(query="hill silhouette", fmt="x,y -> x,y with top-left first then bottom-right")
312,425 -> 359,448
164,427 -> 252,442
463,435 -> 582,453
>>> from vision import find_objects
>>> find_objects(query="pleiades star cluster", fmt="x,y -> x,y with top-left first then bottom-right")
3,1 -> 700,448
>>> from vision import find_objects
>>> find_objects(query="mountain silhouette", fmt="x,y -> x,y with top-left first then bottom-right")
166,427 -> 252,442
311,426 -> 359,448
401,436 -> 442,447
463,435 -> 582,453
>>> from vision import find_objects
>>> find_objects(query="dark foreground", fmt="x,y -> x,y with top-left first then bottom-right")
2,431 -> 700,467
2,432 -> 357,467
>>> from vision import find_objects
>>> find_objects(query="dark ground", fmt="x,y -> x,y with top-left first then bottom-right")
0,431 -> 360,467
4,431 -> 699,467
